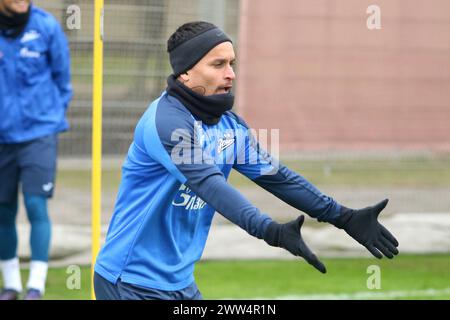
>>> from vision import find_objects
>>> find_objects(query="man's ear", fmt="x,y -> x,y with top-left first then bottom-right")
179,72 -> 189,83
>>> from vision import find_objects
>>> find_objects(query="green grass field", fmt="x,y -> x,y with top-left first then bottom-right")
3,254 -> 448,300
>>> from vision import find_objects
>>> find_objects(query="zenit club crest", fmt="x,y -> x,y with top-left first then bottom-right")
217,132 -> 235,154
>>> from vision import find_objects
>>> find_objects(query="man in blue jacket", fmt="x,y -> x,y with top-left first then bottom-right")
94,21 -> 399,300
0,0 -> 72,300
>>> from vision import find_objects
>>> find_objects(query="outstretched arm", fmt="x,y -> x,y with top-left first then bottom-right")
236,155 -> 399,259
231,113 -> 399,259
248,164 -> 399,259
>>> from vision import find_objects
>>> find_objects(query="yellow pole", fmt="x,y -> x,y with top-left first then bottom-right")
91,0 -> 104,300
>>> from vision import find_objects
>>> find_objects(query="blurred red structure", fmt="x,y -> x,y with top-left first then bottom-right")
237,0 -> 450,152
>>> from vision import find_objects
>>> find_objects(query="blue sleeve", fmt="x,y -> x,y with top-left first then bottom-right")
48,18 -> 72,110
142,98 -> 272,239
231,113 -> 341,223
253,166 -> 342,223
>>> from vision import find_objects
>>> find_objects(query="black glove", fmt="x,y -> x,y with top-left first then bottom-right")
263,215 -> 326,273
333,199 -> 399,259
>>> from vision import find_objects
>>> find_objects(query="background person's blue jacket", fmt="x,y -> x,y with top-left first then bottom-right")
0,5 -> 72,143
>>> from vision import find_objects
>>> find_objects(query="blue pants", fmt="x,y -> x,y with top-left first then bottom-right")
0,135 -> 57,202
0,135 -> 57,261
94,272 -> 203,300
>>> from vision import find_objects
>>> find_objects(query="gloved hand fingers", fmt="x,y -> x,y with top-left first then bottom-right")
374,240 -> 394,259
379,234 -> 399,255
365,244 -> 383,259
305,254 -> 327,274
372,199 -> 389,218
295,215 -> 305,230
380,224 -> 399,247
298,242 -> 326,273
296,230 -> 326,273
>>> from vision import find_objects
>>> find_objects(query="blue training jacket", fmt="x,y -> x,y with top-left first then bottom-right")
0,5 -> 72,143
95,91 -> 342,291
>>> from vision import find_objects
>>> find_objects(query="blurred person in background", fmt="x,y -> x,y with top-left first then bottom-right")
0,0 -> 72,300
94,21 -> 399,300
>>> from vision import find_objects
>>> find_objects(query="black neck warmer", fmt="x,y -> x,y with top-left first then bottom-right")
0,5 -> 31,38
166,75 -> 234,125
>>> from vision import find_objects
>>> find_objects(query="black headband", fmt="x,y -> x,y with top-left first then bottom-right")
169,27 -> 232,76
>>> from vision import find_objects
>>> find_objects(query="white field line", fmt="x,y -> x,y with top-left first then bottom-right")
227,287 -> 450,300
